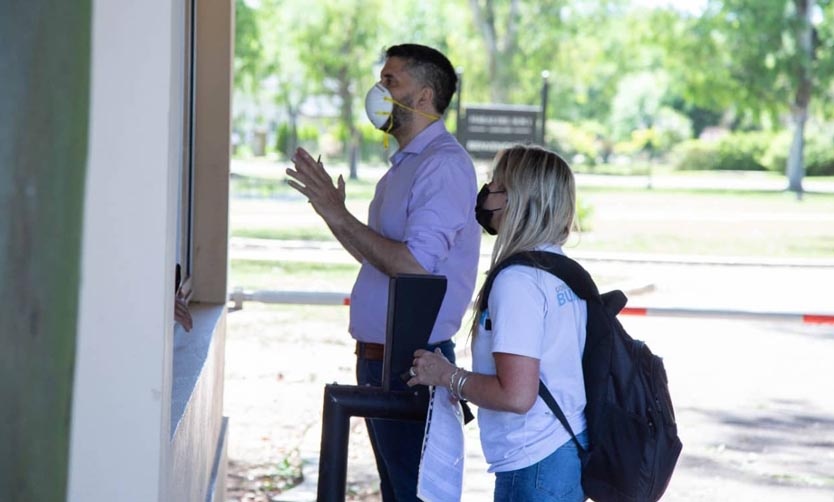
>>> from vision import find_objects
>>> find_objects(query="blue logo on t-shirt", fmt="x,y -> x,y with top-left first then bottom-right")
480,309 -> 492,330
556,286 -> 578,306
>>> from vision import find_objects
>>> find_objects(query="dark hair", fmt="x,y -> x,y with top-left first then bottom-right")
385,43 -> 458,114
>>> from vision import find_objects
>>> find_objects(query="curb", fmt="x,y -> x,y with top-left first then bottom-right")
619,306 -> 834,325
227,286 -> 834,325
230,237 -> 834,269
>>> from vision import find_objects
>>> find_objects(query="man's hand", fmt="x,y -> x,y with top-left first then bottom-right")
285,147 -> 426,275
285,147 -> 346,223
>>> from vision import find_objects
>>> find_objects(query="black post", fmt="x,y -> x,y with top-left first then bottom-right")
317,274 -> 445,500
540,70 -> 550,145
455,68 -> 464,143
317,384 -> 428,502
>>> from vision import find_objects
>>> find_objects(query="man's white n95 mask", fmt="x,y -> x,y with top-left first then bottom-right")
365,83 -> 395,130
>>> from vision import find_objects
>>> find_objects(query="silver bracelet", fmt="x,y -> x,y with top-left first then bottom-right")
449,367 -> 462,397
454,370 -> 470,400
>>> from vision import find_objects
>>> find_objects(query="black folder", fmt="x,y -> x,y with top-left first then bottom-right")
381,274 -> 447,392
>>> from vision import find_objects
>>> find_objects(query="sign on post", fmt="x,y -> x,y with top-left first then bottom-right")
459,105 -> 542,159
453,70 -> 550,160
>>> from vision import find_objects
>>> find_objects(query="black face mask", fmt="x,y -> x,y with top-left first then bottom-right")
475,184 -> 505,235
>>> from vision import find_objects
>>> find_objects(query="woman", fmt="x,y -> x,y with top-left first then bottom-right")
407,145 -> 588,502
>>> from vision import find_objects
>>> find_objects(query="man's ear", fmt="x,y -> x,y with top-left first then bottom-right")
418,86 -> 435,112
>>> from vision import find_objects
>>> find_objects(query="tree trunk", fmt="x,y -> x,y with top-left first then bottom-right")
0,1 -> 91,499
787,110 -> 807,195
287,105 -> 299,156
787,0 -> 815,195
337,72 -> 359,180
469,0 -> 521,103
349,129 -> 359,181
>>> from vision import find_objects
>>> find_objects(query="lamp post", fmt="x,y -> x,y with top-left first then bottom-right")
540,70 -> 550,145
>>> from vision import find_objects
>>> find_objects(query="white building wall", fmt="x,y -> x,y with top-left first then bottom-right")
69,0 -> 232,500
69,1 -> 180,500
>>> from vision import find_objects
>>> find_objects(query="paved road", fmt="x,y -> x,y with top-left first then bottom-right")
272,314 -> 834,502
460,314 -> 834,502
625,315 -> 834,502
258,245 -> 834,501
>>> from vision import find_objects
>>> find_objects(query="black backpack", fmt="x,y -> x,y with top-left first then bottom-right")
480,251 -> 682,502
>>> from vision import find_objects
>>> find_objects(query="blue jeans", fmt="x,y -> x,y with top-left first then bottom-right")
356,339 -> 456,502
493,430 -> 589,502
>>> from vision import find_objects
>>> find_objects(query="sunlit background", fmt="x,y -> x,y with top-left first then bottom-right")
222,1 -> 834,501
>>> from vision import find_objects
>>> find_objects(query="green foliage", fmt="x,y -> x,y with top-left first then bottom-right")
297,124 -> 320,151
654,0 -> 790,121
762,127 -> 834,176
275,122 -> 291,159
235,0 -> 834,187
576,196 -> 595,232
671,139 -> 721,171
610,71 -> 668,140
714,132 -> 771,171
358,123 -> 389,163
672,132 -> 775,171
547,121 -> 605,165
805,139 -> 834,176
615,129 -> 659,157
653,107 -> 694,148
234,0 -> 263,93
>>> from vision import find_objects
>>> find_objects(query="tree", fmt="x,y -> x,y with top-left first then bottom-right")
787,0 -> 818,193
468,0 -> 522,103
256,0 -> 312,159
467,0 -> 588,105
655,0 -> 834,195
295,0 -> 387,179
465,0 -> 639,129
234,0 -> 264,94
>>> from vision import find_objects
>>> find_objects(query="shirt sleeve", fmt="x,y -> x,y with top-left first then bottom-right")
404,151 -> 475,272
488,267 -> 547,359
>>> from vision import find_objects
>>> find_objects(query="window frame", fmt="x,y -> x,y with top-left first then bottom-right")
176,0 -> 197,301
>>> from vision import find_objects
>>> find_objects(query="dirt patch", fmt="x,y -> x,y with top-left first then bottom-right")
223,303 -> 381,501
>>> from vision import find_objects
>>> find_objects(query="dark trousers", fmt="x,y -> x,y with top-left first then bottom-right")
355,339 -> 455,502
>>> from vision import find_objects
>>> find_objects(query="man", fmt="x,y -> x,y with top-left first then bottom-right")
286,44 -> 480,501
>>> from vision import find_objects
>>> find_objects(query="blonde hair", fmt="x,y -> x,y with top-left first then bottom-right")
470,144 -> 577,337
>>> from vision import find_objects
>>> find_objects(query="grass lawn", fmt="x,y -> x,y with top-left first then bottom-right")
229,259 -> 359,292
573,187 -> 834,257
227,161 -> 834,289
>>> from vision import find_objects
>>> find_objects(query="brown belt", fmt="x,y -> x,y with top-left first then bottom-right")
355,341 -> 385,361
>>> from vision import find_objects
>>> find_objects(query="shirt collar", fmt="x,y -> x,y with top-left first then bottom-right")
390,120 -> 447,166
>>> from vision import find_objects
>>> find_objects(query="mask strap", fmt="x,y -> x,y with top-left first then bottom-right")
383,103 -> 395,149
374,96 -> 442,151
387,96 -> 440,122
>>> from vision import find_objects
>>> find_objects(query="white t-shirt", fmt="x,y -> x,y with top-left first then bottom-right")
472,245 -> 588,473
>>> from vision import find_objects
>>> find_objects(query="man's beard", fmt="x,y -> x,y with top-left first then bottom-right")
384,94 -> 415,133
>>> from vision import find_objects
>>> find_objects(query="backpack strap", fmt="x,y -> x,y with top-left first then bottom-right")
479,251 -> 602,312
539,380 -> 588,455
480,251 -> 603,456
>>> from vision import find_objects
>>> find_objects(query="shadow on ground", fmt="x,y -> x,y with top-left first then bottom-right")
679,399 -> 834,490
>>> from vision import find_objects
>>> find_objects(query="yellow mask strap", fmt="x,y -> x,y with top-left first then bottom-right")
388,95 -> 440,122
378,96 -> 441,150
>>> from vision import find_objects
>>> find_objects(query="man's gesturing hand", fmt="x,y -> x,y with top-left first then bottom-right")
285,147 -> 346,222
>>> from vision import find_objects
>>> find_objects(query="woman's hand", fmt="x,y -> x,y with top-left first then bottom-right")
174,294 -> 193,332
406,348 -> 456,388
